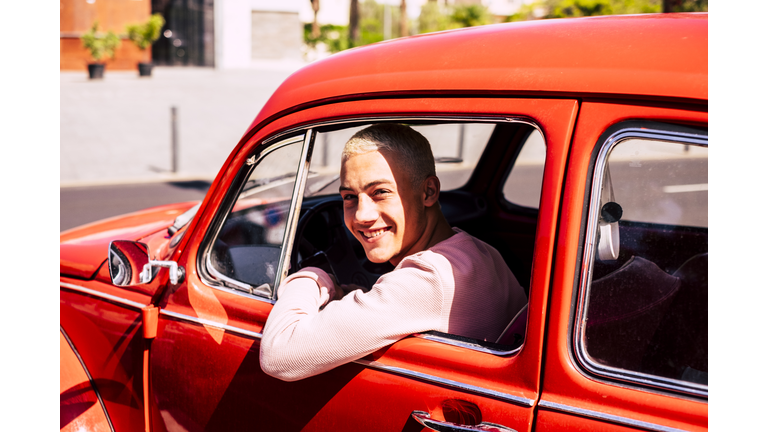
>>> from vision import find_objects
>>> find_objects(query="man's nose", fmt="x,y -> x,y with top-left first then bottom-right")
355,195 -> 379,224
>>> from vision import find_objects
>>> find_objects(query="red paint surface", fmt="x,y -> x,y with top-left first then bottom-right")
60,201 -> 199,279
60,331 -> 112,432
149,96 -> 578,431
61,278 -> 155,431
539,101 -> 708,432
248,14 -> 706,134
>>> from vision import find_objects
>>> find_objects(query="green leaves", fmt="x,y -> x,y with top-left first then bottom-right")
303,23 -> 350,54
126,14 -> 166,51
81,22 -> 121,62
419,2 -> 492,34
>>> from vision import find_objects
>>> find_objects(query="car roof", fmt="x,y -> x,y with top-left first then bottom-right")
248,13 -> 707,133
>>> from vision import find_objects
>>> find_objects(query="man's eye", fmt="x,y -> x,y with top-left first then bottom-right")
373,189 -> 390,196
342,194 -> 357,201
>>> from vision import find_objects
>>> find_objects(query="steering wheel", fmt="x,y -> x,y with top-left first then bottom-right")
290,198 -> 381,291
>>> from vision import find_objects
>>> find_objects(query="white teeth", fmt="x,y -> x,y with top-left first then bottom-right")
362,228 -> 387,239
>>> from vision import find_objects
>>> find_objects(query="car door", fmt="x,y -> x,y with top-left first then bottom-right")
60,205 -> 195,431
148,97 -> 579,431
536,101 -> 708,431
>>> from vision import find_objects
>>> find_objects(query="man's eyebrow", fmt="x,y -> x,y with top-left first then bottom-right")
338,180 -> 393,193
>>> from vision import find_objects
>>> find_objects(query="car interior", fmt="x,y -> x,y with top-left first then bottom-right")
205,120 -> 542,352
583,136 -> 708,388
289,121 -> 543,350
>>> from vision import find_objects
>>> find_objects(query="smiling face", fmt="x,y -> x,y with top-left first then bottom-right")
339,150 -> 427,266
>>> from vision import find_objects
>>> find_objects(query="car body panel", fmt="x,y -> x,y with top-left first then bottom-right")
149,96 -> 579,431
60,285 -> 147,431
60,330 -> 113,432
539,101 -> 708,431
60,201 -> 199,280
248,14 -> 706,136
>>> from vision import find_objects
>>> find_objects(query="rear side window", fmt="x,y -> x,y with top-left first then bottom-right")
575,127 -> 708,397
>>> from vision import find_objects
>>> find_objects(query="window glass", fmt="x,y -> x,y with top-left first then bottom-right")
304,123 -> 496,197
502,129 -> 546,208
603,139 -> 707,227
208,137 -> 304,296
581,136 -> 708,390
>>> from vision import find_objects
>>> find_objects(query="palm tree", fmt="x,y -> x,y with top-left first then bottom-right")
349,0 -> 360,46
400,0 -> 408,38
311,0 -> 320,38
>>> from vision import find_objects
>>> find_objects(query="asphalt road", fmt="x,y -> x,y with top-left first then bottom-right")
60,181 -> 211,232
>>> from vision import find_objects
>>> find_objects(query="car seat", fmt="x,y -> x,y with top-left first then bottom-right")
585,255 -> 681,371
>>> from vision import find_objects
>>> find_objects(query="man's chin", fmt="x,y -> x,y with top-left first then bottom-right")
363,249 -> 392,264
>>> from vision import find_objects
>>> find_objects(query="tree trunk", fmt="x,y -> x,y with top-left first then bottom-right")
400,0 -> 408,38
663,0 -> 683,13
311,0 -> 320,38
349,0 -> 360,46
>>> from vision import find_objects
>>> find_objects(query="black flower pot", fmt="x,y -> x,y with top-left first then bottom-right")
138,62 -> 153,77
88,63 -> 105,79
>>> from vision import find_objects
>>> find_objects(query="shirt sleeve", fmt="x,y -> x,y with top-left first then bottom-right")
259,259 -> 445,381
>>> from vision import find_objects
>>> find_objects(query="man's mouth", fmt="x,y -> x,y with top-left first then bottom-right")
360,227 -> 390,239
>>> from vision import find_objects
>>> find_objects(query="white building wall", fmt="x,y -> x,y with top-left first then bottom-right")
215,0 -> 304,69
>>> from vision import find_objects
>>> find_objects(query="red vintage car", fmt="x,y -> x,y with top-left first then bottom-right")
60,13 -> 707,432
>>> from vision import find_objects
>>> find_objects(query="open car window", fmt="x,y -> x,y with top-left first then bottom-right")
205,135 -> 305,297
200,119 -> 540,355
501,129 -> 546,209
575,126 -> 708,397
304,123 -> 496,197
294,120 -> 535,356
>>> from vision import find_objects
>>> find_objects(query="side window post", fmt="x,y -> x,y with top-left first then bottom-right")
275,129 -> 317,294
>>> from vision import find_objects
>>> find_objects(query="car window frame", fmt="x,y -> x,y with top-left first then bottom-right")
198,131 -> 315,300
197,115 -> 542,357
571,122 -> 708,398
498,127 -> 548,215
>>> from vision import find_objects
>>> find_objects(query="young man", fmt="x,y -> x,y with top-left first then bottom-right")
260,123 -> 526,381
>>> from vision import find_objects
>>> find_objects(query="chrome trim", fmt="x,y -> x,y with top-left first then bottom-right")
573,128 -> 708,398
537,400 -> 691,432
413,333 -> 521,356
353,358 -> 535,407
261,115 -> 541,148
202,135 -> 305,298
275,129 -> 316,293
412,410 -> 518,432
60,326 -> 116,432
159,309 -> 264,340
60,282 -> 147,310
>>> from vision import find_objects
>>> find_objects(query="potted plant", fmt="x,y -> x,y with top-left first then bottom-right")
126,14 -> 166,77
80,21 -> 121,79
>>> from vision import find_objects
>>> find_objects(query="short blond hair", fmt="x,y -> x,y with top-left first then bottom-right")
342,123 -> 436,187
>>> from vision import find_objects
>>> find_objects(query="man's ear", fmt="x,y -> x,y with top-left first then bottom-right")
423,176 -> 440,207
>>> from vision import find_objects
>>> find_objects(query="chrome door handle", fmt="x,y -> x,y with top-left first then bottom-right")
411,411 -> 518,432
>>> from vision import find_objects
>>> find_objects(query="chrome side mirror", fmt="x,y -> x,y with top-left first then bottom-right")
108,240 -> 185,286
109,241 -> 150,286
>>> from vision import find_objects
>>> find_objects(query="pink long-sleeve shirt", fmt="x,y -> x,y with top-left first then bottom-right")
259,228 -> 527,381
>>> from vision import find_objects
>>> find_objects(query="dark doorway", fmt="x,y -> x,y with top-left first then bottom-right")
152,0 -> 215,67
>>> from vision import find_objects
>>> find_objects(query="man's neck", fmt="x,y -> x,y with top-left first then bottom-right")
391,208 -> 455,266
424,212 -> 455,250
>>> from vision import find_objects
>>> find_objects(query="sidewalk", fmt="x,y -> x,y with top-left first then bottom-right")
61,65 -> 304,186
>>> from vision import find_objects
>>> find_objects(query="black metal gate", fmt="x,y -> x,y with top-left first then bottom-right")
152,0 -> 215,67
